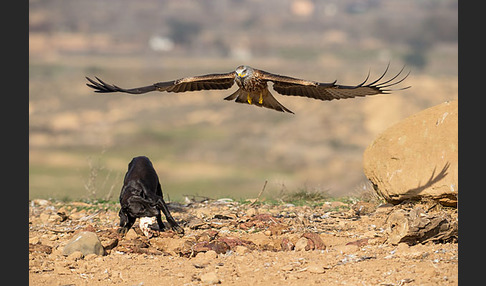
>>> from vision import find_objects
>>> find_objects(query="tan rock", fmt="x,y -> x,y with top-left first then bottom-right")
124,228 -> 138,240
363,100 -> 458,206
307,263 -> 326,274
197,250 -> 218,260
62,231 -> 105,256
67,250 -> 84,261
200,271 -> 220,284
234,245 -> 250,255
294,237 -> 308,251
246,207 -> 258,217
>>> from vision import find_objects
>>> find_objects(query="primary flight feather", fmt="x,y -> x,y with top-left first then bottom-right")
86,64 -> 410,114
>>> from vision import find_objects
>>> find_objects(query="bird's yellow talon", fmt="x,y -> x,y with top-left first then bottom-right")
247,93 -> 252,104
259,93 -> 263,104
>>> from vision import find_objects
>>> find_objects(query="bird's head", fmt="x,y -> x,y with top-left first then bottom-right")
235,65 -> 253,79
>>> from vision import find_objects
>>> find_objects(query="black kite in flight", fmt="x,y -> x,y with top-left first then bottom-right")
86,64 -> 409,114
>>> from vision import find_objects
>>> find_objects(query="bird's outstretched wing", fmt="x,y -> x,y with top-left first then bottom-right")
257,64 -> 410,101
86,72 -> 237,94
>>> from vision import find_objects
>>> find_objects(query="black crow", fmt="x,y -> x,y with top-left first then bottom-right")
118,156 -> 184,235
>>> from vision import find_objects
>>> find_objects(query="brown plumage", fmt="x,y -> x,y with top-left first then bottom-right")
86,64 -> 410,114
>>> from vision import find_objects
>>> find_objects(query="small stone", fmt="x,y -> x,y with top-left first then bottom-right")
67,250 -> 84,261
201,250 -> 219,259
188,218 -> 208,230
200,271 -> 220,284
352,201 -> 377,216
281,264 -> 294,271
196,230 -> 219,242
124,228 -> 138,240
39,213 -> 52,224
102,238 -> 119,251
302,232 -> 326,250
29,236 -> 40,245
216,198 -> 233,203
294,237 -> 308,251
195,208 -> 212,219
280,238 -> 294,251
33,199 -> 50,206
29,242 -> 52,254
234,245 -> 250,255
63,231 -> 105,256
246,208 -> 258,217
307,263 -> 325,274
208,240 -> 230,254
395,242 -> 410,254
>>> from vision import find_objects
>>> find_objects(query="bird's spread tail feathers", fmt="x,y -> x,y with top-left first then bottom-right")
224,88 -> 294,114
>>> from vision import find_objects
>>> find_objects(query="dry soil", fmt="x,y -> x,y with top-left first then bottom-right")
29,198 -> 457,285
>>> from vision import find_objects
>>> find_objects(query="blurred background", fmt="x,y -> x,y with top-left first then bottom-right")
29,0 -> 457,202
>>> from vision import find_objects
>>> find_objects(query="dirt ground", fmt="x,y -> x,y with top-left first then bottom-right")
29,198 -> 457,285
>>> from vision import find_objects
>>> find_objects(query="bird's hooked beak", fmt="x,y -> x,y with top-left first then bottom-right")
236,67 -> 248,78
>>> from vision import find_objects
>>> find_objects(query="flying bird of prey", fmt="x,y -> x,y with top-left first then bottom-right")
86,64 -> 409,114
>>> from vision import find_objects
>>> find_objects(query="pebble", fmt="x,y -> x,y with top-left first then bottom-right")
307,263 -> 326,274
33,199 -> 50,206
246,208 -> 258,217
216,198 -> 233,203
294,237 -> 308,251
201,250 -> 219,260
29,236 -> 40,245
395,242 -> 410,253
125,228 -> 138,240
195,208 -> 212,218
200,271 -> 220,284
234,245 -> 250,255
67,250 -> 84,261
39,213 -> 53,224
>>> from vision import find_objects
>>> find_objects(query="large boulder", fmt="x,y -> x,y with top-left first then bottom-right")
363,100 -> 458,207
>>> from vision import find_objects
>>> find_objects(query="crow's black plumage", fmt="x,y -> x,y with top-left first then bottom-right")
118,156 -> 184,235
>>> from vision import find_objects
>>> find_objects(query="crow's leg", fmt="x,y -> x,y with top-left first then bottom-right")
118,210 -> 136,235
157,198 -> 184,235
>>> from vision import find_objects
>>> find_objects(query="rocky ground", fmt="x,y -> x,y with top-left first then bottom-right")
29,198 -> 458,285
